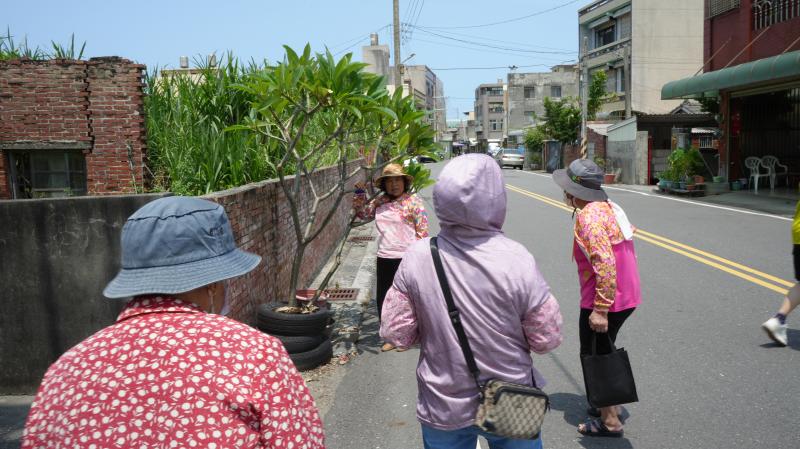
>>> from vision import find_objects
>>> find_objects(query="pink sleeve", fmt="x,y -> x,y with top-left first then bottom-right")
379,287 -> 419,347
521,294 -> 563,354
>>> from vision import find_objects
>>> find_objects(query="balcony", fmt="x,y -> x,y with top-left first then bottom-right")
582,37 -> 631,62
753,0 -> 800,29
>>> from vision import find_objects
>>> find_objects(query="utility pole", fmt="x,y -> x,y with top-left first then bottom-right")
624,45 -> 632,119
392,0 -> 402,89
580,36 -> 589,145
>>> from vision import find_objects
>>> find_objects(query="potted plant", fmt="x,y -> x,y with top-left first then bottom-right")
232,45 -> 436,368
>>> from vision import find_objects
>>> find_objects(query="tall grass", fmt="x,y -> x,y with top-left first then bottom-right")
144,54 -> 278,195
0,28 -> 85,61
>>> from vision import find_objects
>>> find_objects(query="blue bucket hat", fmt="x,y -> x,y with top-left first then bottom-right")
103,196 -> 262,299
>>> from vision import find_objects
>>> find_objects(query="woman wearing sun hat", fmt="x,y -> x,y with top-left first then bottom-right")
354,163 -> 429,352
552,159 -> 642,438
22,196 -> 325,449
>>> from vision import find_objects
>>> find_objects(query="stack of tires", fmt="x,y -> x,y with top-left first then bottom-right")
256,303 -> 334,371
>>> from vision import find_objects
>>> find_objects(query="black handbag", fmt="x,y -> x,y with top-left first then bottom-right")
580,332 -> 639,408
430,237 -> 549,440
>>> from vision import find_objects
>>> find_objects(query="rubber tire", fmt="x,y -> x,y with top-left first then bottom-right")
289,338 -> 333,371
256,303 -> 331,336
270,333 -> 326,354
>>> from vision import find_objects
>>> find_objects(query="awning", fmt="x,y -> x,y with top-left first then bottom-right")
661,50 -> 800,99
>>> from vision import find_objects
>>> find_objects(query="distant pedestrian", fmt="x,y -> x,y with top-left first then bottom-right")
353,163 -> 429,352
552,159 -> 642,438
381,154 -> 563,448
761,199 -> 800,346
22,196 -> 325,449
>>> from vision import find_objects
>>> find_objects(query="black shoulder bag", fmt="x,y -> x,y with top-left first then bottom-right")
430,237 -> 549,440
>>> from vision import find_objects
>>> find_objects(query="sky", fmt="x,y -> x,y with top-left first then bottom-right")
4,0 -> 582,121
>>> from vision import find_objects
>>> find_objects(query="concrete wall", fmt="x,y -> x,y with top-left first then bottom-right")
0,193 -> 168,393
0,161 -> 362,393
631,0 -> 704,114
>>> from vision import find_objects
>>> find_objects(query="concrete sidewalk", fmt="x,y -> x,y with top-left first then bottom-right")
607,182 -> 797,217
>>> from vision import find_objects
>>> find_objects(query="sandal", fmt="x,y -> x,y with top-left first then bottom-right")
577,418 -> 623,438
587,406 -> 628,423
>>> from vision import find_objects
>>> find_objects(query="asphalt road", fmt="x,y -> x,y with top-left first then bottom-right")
323,160 -> 800,449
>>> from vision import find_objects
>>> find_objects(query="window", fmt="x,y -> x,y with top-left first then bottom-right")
707,0 -> 740,18
524,87 -> 536,99
550,85 -> 562,97
486,87 -> 504,96
524,111 -> 536,123
488,102 -> 504,113
7,151 -> 87,199
595,25 -> 616,48
616,67 -> 625,92
489,119 -> 503,131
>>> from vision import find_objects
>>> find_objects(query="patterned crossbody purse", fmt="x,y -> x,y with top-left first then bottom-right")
430,237 -> 549,440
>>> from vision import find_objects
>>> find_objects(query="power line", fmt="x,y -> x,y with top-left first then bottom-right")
410,37 -> 574,61
430,64 -> 556,71
419,0 -> 582,30
414,27 -> 576,55
412,24 -> 574,52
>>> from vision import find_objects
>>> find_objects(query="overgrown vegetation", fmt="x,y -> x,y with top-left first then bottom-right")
0,28 -> 85,60
587,71 -> 608,121
143,55 -> 272,194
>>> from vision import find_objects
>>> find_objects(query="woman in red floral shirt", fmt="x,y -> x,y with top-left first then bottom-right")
22,197 -> 325,449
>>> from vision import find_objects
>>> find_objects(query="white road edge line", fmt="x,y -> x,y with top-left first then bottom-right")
518,170 -> 792,222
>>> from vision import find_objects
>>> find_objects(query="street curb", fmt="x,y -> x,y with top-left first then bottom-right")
310,222 -> 378,357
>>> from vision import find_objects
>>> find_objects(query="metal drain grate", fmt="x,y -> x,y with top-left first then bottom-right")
349,235 -> 376,242
325,288 -> 359,301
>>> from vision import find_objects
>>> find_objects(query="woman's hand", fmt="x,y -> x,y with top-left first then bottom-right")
353,182 -> 367,209
588,310 -> 609,333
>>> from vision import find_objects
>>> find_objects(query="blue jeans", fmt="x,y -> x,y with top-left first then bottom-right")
421,425 -> 543,449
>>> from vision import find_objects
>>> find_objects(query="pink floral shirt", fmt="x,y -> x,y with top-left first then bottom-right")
573,201 -> 641,311
355,192 -> 429,258
22,296 -> 325,449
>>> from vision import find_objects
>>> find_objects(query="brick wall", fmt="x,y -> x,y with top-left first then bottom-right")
204,160 -> 363,324
0,57 -> 146,198
587,127 -> 607,162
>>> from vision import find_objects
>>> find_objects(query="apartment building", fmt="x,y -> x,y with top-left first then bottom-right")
474,81 -> 506,150
506,65 -> 579,146
578,0 -> 704,117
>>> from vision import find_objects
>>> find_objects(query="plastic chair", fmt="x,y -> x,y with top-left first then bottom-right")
760,155 -> 788,190
744,157 -> 770,193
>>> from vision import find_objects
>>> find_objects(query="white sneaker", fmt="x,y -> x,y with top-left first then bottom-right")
762,317 -> 788,346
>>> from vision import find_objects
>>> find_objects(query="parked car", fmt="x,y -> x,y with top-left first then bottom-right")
494,147 -> 525,169
417,154 -> 438,163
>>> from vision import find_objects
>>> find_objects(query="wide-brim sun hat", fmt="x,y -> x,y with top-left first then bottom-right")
552,159 -> 609,202
103,196 -> 262,299
374,163 -> 413,186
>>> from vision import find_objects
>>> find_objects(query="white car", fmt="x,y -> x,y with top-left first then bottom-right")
494,148 -> 525,169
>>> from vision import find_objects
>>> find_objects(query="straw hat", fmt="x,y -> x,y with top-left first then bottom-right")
374,163 -> 413,186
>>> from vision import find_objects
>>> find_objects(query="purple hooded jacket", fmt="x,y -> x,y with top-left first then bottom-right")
380,154 -> 563,431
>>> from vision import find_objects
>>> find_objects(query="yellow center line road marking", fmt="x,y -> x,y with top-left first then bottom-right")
505,183 -> 792,296
635,229 -> 795,288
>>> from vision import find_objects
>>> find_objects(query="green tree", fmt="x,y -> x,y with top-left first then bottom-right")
541,96 -> 581,145
233,44 -> 435,308
524,126 -> 546,152
587,71 -> 607,121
